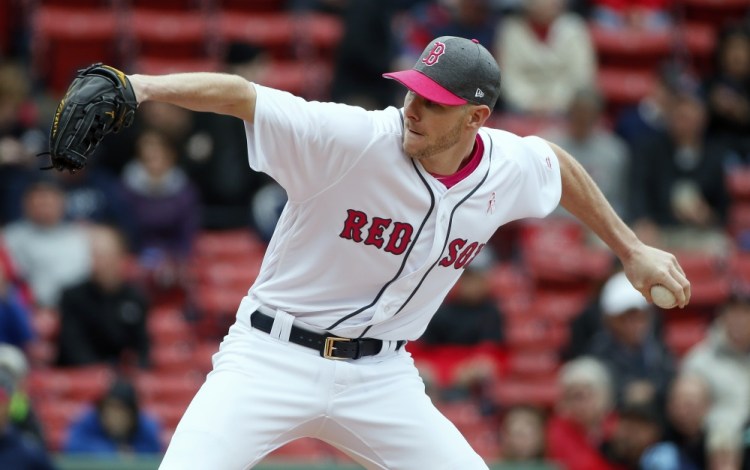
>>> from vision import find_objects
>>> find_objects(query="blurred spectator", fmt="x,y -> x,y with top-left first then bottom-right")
1,177 -> 91,307
56,226 -> 150,369
587,271 -> 675,408
2,169 -> 134,238
705,419 -> 750,470
0,368 -> 55,469
499,405 -> 546,463
421,247 -> 504,345
58,169 -> 133,236
0,61 -> 46,225
703,25 -> 750,148
222,42 -> 287,240
397,0 -> 499,70
546,356 -> 619,470
542,88 -> 630,220
146,103 -> 262,230
0,243 -> 32,307
615,61 -> 687,149
332,0 -> 402,109
603,402 -> 664,469
64,377 -> 162,455
629,89 -> 730,255
682,286 -> 750,456
657,373 -> 713,470
0,259 -> 33,350
121,129 -> 199,288
591,0 -> 673,31
495,0 -> 595,115
0,344 -> 44,445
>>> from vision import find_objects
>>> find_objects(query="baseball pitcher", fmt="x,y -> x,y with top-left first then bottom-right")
47,37 -> 690,469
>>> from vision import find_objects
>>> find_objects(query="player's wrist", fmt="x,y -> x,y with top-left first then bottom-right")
127,74 -> 148,104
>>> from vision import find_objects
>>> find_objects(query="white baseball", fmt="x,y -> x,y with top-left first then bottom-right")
651,285 -> 677,309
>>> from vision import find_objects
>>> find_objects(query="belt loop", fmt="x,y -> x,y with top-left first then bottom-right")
270,310 -> 295,342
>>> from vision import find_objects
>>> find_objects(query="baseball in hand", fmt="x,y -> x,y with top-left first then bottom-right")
650,285 -> 677,309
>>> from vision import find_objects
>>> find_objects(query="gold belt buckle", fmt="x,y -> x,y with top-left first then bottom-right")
323,336 -> 351,360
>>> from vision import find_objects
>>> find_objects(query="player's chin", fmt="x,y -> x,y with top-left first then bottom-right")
403,146 -> 426,160
402,138 -> 426,159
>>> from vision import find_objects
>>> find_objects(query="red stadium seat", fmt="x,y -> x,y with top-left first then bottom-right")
686,275 -> 731,308
255,59 -> 333,97
134,57 -> 221,75
36,0 -> 109,5
149,312 -> 195,345
590,25 -> 672,71
26,366 -> 114,402
730,251 -> 750,282
135,371 -> 202,404
530,290 -> 590,324
683,0 -> 750,29
681,23 -> 717,71
726,166 -> 750,201
0,0 -> 18,56
129,8 -> 211,60
218,12 -> 295,59
297,13 -> 344,60
151,344 -> 201,373
218,0 -> 287,13
505,318 -> 569,352
267,438 -> 327,459
674,251 -> 725,280
36,399 -> 88,451
144,402 -> 188,430
31,6 -> 121,93
728,201 -> 750,239
129,0 -> 206,9
493,377 -> 559,408
598,68 -> 656,108
31,307 -> 60,341
505,350 -> 560,379
487,264 -> 532,299
192,341 -> 219,373
193,230 -> 265,261
665,319 -> 708,357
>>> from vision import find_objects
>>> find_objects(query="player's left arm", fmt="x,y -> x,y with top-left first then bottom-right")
128,72 -> 257,123
547,140 -> 691,307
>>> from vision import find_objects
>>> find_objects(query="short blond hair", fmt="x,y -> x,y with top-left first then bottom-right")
559,356 -> 614,410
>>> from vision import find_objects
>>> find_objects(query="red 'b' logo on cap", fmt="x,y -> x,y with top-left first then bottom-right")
421,41 -> 446,66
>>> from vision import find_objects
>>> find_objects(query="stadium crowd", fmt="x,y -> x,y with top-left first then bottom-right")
2,0 -> 750,468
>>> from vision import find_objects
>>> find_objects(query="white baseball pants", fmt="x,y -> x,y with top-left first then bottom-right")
158,306 -> 488,469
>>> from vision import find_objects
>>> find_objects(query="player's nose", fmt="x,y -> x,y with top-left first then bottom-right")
404,99 -> 421,122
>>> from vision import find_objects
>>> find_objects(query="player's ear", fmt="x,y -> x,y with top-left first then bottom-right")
466,105 -> 491,129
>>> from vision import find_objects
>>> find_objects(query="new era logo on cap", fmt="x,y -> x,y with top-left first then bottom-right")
382,36 -> 502,108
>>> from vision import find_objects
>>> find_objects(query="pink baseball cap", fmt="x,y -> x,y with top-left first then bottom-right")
383,36 -> 501,108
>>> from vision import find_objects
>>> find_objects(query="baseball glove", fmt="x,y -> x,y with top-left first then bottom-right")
43,63 -> 138,173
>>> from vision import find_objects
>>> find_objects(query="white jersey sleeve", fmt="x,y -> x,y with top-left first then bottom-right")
505,135 -> 562,220
245,85 -> 391,202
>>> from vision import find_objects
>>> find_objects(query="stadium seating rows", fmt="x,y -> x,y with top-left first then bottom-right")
13,0 -> 750,463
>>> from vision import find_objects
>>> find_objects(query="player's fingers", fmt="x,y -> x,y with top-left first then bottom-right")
668,265 -> 690,308
681,273 -> 692,307
672,255 -> 686,278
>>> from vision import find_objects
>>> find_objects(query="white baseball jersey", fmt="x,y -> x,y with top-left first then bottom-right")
244,85 -> 561,341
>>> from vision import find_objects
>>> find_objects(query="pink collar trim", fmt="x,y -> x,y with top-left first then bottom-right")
429,134 -> 484,189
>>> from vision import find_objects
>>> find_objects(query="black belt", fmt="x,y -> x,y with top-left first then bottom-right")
250,311 -> 405,360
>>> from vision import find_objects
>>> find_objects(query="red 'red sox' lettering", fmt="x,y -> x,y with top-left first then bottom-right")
440,241 -> 485,270
340,210 -> 414,256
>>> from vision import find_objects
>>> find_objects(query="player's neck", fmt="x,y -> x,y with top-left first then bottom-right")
420,134 -> 478,176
